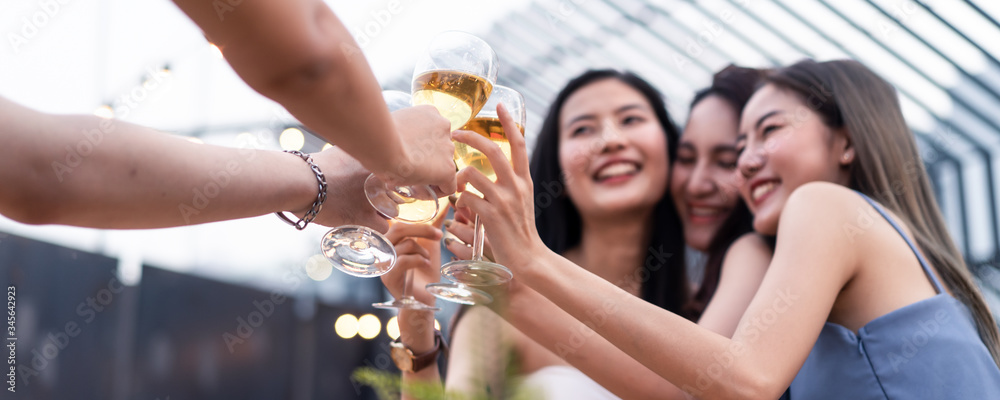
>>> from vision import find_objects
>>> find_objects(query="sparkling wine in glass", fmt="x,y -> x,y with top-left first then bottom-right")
427,86 -> 526,305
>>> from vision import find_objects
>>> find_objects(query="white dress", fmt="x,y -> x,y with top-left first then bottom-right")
517,365 -> 621,400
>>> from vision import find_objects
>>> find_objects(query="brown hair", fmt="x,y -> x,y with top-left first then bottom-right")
766,59 -> 1000,366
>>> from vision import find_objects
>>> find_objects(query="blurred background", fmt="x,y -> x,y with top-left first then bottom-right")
1,0 -> 999,398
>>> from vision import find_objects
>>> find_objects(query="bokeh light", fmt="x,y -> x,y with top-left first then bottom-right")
386,316 -> 400,340
93,105 -> 114,119
305,254 -> 333,281
279,127 -> 305,151
335,314 -> 359,339
358,314 -> 381,340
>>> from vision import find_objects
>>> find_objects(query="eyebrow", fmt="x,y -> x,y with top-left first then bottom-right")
563,103 -> 649,129
737,109 -> 783,141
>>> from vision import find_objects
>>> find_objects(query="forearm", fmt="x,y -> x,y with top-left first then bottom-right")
171,0 -> 406,178
506,286 -> 689,399
397,309 -> 442,399
0,102 -> 317,228
522,250 -> 753,399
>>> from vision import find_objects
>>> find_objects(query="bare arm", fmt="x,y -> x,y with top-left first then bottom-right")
697,233 -> 773,337
0,96 -> 386,230
443,223 -> 773,398
449,106 -> 860,398
169,0 -> 456,192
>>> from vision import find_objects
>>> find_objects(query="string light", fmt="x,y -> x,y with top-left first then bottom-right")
335,314 -> 359,339
321,143 -> 333,151
305,254 -> 333,281
358,314 -> 381,340
186,137 -> 204,144
386,316 -> 400,340
279,127 -> 305,151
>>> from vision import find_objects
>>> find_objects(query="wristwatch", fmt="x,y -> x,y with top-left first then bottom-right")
390,330 -> 447,373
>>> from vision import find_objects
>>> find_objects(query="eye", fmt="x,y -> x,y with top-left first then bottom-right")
762,124 -> 780,136
676,155 -> 696,165
717,159 -> 738,170
622,115 -> 644,125
734,141 -> 746,156
570,125 -> 591,137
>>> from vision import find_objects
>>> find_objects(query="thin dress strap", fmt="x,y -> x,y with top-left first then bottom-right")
857,192 -> 945,294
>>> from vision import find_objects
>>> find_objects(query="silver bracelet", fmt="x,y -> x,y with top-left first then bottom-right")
275,150 -> 327,230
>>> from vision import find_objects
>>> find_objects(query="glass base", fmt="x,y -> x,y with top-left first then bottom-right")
372,296 -> 440,311
440,260 -> 512,286
364,174 -> 438,223
425,283 -> 493,305
321,225 -> 395,277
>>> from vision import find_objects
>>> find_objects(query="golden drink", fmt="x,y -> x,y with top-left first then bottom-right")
454,117 -> 522,194
412,70 -> 493,131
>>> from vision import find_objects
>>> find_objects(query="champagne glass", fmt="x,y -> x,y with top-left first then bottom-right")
321,91 -> 440,278
429,86 -> 523,306
411,31 -> 499,305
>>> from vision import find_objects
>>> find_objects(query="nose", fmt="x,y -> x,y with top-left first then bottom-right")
688,163 -> 717,197
599,120 -> 627,153
738,147 -> 765,179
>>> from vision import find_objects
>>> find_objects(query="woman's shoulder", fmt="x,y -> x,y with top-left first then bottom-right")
782,182 -> 872,227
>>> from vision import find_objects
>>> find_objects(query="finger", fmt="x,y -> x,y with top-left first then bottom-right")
384,222 -> 442,244
445,219 -> 475,245
451,129 -> 514,184
454,188 -> 493,222
395,254 -> 432,273
497,103 -> 529,178
395,238 -> 430,259
456,167 -> 499,202
433,171 -> 457,198
444,237 -> 473,260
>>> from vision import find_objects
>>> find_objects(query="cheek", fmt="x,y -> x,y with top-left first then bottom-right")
669,166 -> 691,201
559,141 -> 591,179
711,169 -> 743,207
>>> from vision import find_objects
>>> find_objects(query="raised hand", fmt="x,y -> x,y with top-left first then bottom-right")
379,210 -> 449,306
451,103 -> 545,275
379,105 -> 457,197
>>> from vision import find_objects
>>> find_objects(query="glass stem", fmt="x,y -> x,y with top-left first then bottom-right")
472,214 -> 486,262
402,266 -> 415,299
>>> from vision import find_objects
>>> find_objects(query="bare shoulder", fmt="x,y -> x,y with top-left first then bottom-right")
728,233 -> 774,258
719,233 -> 774,280
781,182 -> 870,228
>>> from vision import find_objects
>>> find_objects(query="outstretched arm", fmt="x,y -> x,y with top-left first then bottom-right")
170,0 -> 456,193
0,95 -> 386,230
450,104 -> 857,399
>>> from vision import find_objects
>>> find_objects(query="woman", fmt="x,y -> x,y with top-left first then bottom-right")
385,68 -> 770,398
456,59 -> 1000,398
672,65 -> 772,332
386,70 -> 689,399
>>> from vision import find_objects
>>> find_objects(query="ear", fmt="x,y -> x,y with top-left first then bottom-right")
833,127 -> 855,166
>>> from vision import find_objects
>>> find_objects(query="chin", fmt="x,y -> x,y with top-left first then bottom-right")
752,213 -> 779,236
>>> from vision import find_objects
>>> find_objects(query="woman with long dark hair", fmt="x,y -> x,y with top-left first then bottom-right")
454,59 -> 1000,398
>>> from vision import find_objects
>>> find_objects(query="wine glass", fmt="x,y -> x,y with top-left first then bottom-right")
427,86 -> 524,304
320,91 -> 440,278
411,31 -> 499,305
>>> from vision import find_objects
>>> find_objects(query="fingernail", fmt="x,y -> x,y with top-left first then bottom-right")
444,220 -> 454,228
444,237 -> 460,247
450,257 -> 458,262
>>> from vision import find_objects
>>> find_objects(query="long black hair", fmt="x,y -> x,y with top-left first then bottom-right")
683,65 -> 767,318
529,70 -> 689,315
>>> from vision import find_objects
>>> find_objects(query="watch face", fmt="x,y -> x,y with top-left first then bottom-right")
391,346 -> 413,372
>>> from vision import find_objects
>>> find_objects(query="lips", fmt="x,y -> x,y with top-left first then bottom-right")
748,179 -> 779,207
686,204 -> 726,224
593,160 -> 642,183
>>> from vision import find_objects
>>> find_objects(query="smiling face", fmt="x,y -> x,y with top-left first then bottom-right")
670,96 -> 742,251
735,84 -> 853,235
557,78 -> 670,219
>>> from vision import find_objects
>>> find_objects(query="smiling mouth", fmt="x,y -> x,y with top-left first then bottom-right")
750,180 -> 779,206
593,161 -> 641,183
